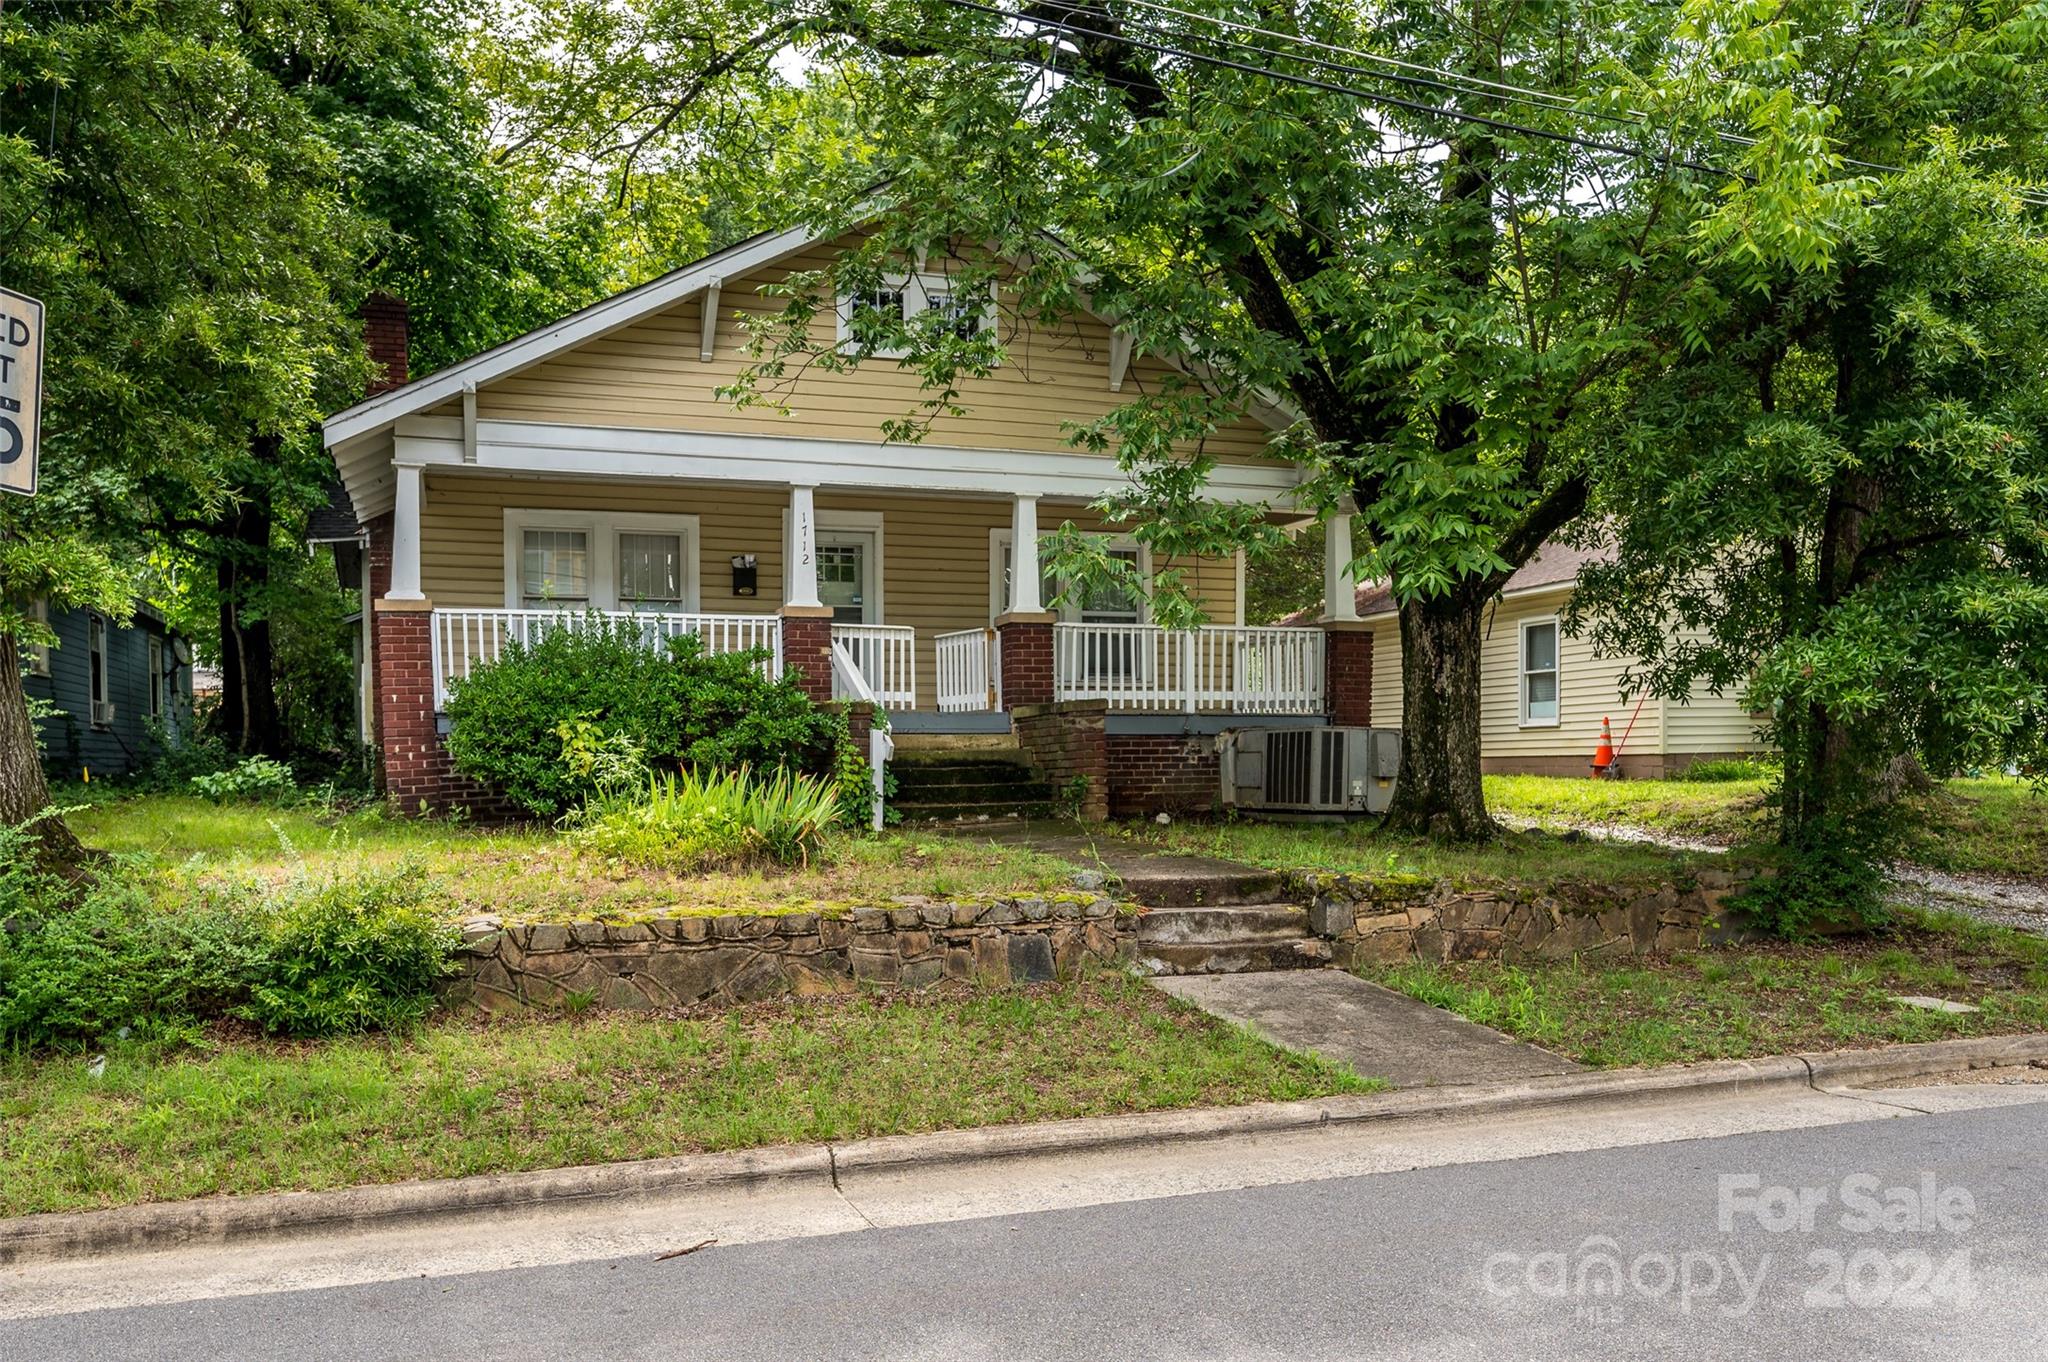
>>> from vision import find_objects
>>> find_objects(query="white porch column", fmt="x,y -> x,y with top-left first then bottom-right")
388,461 -> 425,601
1321,504 -> 1358,622
1009,493 -> 1043,615
786,482 -> 822,608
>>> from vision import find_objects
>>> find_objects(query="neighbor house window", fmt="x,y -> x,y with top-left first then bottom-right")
23,598 -> 50,677
617,531 -> 686,612
520,529 -> 590,608
1521,618 -> 1560,726
147,635 -> 164,719
87,613 -> 108,725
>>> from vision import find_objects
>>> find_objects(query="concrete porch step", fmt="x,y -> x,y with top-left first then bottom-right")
895,802 -> 1057,823
889,763 -> 1049,788
1133,936 -> 1334,976
1136,905 -> 1312,945
890,732 -> 1022,755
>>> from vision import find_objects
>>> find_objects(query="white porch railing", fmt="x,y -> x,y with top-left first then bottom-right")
1054,623 -> 1324,714
830,624 -> 917,710
430,608 -> 781,709
935,627 -> 999,712
831,640 -> 897,831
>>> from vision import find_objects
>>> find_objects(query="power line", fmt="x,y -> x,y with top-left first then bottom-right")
934,0 -> 1745,180
936,0 -> 2048,208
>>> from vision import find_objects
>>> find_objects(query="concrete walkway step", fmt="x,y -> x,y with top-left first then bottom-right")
1136,905 -> 1311,945
1151,970 -> 1583,1088
1134,937 -> 1333,976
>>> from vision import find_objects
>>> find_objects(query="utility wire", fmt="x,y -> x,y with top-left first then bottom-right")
938,0 -> 2048,208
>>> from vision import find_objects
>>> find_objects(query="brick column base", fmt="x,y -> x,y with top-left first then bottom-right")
374,602 -> 445,809
779,606 -> 836,705
996,612 -> 1056,708
1324,623 -> 1375,728
1012,700 -> 1108,821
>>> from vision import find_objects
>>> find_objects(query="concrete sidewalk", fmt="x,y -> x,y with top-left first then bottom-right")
1151,970 -> 1582,1087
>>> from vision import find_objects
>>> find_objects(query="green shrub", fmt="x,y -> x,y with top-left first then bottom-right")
1734,811 -> 1894,938
564,766 -> 841,871
0,874 -> 267,1051
190,755 -> 296,803
245,866 -> 456,1036
443,618 -> 857,817
0,862 -> 455,1050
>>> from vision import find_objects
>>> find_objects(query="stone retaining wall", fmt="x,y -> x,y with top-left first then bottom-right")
1294,864 -> 1761,966
447,894 -> 1129,1013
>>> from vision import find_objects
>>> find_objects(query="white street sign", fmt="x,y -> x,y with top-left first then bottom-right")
0,285 -> 44,496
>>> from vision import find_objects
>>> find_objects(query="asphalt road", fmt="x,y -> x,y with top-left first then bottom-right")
8,1100 -> 2044,1361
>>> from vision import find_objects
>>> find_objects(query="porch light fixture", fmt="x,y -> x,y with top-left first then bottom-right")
730,554 -> 758,597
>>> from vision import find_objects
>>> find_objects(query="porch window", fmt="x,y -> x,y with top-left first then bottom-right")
1521,618 -> 1560,726
991,532 -> 1147,622
618,532 -> 686,612
520,529 -> 590,608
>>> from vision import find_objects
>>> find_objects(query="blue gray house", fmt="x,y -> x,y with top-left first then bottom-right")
22,602 -> 193,780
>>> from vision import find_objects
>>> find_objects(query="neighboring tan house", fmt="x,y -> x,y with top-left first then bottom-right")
1326,541 -> 1769,778
23,601 -> 194,780
320,228 -> 1385,818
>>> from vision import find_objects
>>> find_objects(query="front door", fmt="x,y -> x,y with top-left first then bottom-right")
817,532 -> 875,625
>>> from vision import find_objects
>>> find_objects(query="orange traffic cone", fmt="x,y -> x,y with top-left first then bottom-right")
1591,717 -> 1615,777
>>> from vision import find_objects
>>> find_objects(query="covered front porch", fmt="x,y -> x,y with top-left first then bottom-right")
394,475 -> 1351,721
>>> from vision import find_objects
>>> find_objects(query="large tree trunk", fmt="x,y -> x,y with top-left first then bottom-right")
211,463 -> 284,758
1383,592 -> 1496,840
0,632 -> 89,875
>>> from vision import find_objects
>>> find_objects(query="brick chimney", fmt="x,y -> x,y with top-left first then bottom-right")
360,292 -> 410,396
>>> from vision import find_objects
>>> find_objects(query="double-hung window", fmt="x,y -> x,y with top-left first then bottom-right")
839,272 -> 994,356
505,511 -> 699,614
520,529 -> 591,608
1520,618 -> 1561,726
147,635 -> 164,720
23,598 -> 50,677
87,613 -> 109,725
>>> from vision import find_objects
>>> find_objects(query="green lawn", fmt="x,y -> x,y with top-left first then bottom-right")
0,970 -> 1373,1217
1482,771 -> 1772,844
1123,816 -> 1709,888
1898,778 -> 2048,880
67,795 -> 1081,920
1367,913 -> 2048,1068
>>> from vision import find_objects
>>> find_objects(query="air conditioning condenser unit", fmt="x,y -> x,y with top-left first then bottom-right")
1220,726 -> 1400,817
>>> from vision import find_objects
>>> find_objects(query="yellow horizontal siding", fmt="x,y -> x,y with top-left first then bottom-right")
474,239 -> 1278,466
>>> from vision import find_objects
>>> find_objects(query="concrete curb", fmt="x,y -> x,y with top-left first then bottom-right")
8,1032 -> 2044,1268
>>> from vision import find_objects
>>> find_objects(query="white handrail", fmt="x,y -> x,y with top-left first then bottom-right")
1052,623 -> 1324,714
830,624 -> 916,709
430,608 -> 781,709
935,627 -> 998,712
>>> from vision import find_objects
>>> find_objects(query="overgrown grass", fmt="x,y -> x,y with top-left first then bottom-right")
1481,772 -> 1772,844
0,970 -> 1375,1217
1899,777 -> 2048,879
66,795 -> 1080,921
1368,912 -> 2048,1068
1124,817 -> 1707,888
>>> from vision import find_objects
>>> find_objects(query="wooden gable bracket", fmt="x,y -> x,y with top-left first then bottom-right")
699,279 -> 722,362
1107,329 -> 1134,392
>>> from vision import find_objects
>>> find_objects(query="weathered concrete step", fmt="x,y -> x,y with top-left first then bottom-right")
1133,937 -> 1334,976
1115,867 -> 1290,908
892,771 -> 1054,796
1136,905 -> 1312,945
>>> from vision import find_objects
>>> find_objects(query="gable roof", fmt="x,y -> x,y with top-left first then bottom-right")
323,222 -> 822,449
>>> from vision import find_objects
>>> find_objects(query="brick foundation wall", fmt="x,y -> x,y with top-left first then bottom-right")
1325,625 -> 1373,727
1105,732 -> 1221,818
1012,700 -> 1108,821
1480,751 -> 1756,781
372,606 -> 519,818
997,617 -> 1054,707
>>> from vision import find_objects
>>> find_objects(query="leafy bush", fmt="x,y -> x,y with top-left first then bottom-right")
244,866 -> 456,1036
564,766 -> 841,871
0,861 -> 454,1050
1734,811 -> 1894,938
443,618 -> 857,817
190,755 -> 296,803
